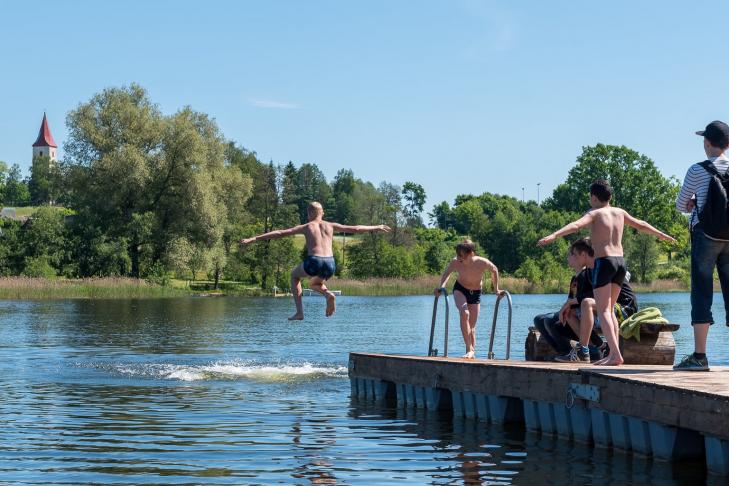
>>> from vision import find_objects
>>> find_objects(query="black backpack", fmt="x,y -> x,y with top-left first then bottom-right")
697,160 -> 729,239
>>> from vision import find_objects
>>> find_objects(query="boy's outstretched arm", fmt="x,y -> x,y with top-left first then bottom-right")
622,210 -> 677,243
330,223 -> 391,234
240,225 -> 306,245
537,213 -> 593,246
435,259 -> 456,295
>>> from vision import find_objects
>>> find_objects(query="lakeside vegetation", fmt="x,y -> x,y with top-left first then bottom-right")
0,83 -> 692,299
0,276 -> 691,300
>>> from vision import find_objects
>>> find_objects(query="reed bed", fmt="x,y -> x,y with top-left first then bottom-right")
0,277 -> 190,299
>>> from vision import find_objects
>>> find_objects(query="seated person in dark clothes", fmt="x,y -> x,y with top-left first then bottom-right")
533,239 -> 603,360
555,237 -> 638,363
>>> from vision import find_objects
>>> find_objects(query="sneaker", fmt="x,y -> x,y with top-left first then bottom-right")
555,347 -> 590,363
673,354 -> 709,371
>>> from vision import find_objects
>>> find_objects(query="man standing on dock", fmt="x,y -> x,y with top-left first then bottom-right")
674,121 -> 729,371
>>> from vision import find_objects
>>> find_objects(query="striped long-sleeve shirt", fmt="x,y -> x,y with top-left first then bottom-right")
675,153 -> 729,230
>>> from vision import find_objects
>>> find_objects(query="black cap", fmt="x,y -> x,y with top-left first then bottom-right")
696,120 -> 729,148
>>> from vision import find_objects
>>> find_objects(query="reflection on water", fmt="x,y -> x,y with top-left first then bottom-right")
0,294 -> 723,484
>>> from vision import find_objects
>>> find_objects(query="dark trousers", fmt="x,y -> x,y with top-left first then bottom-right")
533,312 -> 602,355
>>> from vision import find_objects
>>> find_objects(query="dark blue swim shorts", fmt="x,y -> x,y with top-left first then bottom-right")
303,255 -> 336,280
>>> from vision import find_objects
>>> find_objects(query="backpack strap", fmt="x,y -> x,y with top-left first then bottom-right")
699,159 -> 720,176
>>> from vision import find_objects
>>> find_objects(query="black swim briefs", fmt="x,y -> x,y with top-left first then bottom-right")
303,255 -> 336,280
592,256 -> 627,289
453,280 -> 481,305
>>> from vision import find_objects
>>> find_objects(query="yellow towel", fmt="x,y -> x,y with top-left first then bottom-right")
619,307 -> 668,342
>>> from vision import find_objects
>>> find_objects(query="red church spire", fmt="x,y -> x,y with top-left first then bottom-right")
32,113 -> 57,148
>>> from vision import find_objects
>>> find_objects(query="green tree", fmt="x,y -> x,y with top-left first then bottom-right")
402,181 -> 426,227
4,164 -> 30,206
546,144 -> 683,231
29,155 -> 61,205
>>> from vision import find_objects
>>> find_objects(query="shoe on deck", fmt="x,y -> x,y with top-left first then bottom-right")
673,354 -> 709,371
555,347 -> 590,363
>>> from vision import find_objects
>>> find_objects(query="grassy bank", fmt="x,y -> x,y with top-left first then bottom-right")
0,277 -> 192,299
0,276 -> 692,300
330,276 -> 690,296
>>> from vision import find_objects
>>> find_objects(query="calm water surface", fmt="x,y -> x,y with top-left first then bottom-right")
0,293 -> 725,485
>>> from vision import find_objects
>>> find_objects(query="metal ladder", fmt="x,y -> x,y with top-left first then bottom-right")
427,288 -> 449,357
487,290 -> 513,360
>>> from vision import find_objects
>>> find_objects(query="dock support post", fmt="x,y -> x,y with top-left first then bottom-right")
475,394 -> 490,422
523,400 -> 540,432
569,403 -> 592,443
705,436 -> 729,475
487,395 -> 523,424
553,403 -> 573,439
537,402 -> 556,435
462,391 -> 476,419
591,409 -> 612,448
627,417 -> 652,455
649,423 -> 703,461
452,390 -> 465,417
608,414 -> 632,452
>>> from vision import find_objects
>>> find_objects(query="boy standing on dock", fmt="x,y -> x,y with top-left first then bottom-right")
241,202 -> 390,320
538,179 -> 675,366
435,240 -> 502,359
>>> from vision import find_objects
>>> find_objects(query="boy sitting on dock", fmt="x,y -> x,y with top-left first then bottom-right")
436,239 -> 501,359
241,202 -> 390,320
538,179 -> 675,366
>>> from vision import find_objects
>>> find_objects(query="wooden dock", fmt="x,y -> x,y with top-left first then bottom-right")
348,352 -> 729,475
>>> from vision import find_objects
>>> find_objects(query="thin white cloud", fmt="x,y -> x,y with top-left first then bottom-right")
248,98 -> 301,109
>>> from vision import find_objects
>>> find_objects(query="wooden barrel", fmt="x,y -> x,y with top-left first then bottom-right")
524,325 -> 677,365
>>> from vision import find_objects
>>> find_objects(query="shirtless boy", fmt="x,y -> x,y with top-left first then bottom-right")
537,179 -> 675,366
241,202 -> 390,320
436,239 -> 501,359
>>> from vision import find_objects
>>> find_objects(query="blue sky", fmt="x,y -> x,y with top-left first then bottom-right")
1,0 -> 727,214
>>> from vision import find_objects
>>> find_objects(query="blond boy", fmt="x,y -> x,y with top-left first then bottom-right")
241,202 -> 390,320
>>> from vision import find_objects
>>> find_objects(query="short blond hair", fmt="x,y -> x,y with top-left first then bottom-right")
307,201 -> 324,218
456,239 -> 476,256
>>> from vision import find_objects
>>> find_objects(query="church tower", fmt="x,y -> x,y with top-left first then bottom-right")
32,112 -> 57,161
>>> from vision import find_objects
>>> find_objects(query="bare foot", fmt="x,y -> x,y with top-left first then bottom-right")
288,313 -> 304,321
462,351 -> 475,359
598,357 -> 624,366
325,292 -> 336,317
593,354 -> 623,366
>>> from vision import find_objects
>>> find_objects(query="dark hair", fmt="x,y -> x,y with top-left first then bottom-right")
590,178 -> 613,203
570,237 -> 594,257
456,239 -> 476,256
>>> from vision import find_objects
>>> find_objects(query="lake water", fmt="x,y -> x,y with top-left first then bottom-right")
0,293 -> 725,485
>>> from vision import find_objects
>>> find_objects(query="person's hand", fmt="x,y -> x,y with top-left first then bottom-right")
240,237 -> 256,246
495,288 -> 504,296
660,234 -> 678,244
559,305 -> 569,325
687,199 -> 696,212
378,225 -> 391,233
434,287 -> 444,296
537,234 -> 556,247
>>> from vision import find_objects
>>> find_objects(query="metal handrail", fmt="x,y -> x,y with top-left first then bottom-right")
428,287 -> 449,357
487,290 -> 513,360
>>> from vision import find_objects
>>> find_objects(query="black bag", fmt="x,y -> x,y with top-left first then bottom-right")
697,160 -> 729,239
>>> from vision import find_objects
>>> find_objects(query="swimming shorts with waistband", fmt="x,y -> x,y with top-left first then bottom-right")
453,280 -> 481,305
303,255 -> 336,280
592,256 -> 627,289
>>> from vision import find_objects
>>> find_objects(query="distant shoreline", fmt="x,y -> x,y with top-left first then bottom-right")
0,276 -> 692,300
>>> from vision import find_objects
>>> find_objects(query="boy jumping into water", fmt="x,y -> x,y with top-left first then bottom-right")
241,202 -> 390,320
436,239 -> 501,359
538,179 -> 675,366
